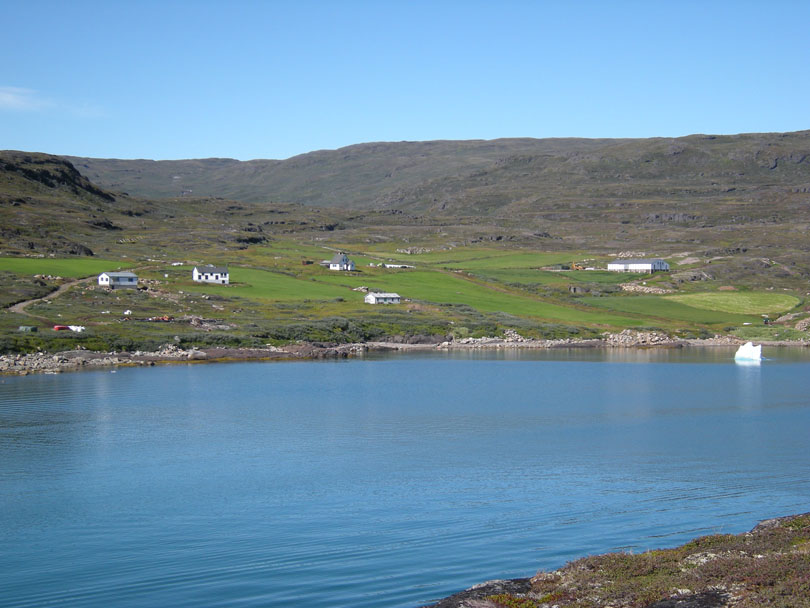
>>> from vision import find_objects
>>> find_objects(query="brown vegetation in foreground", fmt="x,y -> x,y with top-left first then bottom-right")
428,513 -> 810,608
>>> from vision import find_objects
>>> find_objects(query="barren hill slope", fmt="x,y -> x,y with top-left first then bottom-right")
64,132 -> 810,215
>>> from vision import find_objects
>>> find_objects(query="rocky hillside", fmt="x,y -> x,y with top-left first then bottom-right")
64,131 -> 810,216
0,151 -> 356,257
65,138 -> 628,204
0,151 -> 124,255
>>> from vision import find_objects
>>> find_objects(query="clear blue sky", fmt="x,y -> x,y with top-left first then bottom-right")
2,0 -> 808,160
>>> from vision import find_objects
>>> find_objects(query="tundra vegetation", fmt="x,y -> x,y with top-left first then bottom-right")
477,514 -> 810,608
2,132 -> 810,353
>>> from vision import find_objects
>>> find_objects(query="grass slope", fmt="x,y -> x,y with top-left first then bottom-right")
665,292 -> 799,315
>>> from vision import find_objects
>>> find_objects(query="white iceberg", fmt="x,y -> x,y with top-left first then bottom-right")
735,341 -> 762,362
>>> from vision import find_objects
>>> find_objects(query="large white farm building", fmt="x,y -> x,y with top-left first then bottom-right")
364,292 -> 401,304
607,258 -> 670,273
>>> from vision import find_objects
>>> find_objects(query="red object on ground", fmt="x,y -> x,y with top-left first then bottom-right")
52,325 -> 69,331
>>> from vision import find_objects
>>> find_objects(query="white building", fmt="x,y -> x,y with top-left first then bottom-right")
364,292 -> 401,304
193,265 -> 229,284
98,271 -> 138,289
607,258 -> 670,273
329,252 -> 355,271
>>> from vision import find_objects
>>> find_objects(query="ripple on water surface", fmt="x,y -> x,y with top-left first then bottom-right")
2,351 -> 810,607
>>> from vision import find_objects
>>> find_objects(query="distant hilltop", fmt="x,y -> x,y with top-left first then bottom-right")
63,130 -> 810,214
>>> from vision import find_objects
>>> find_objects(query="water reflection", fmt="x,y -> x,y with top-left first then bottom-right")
734,362 -> 763,410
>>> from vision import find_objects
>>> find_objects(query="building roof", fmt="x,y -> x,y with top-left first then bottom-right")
100,271 -> 138,278
194,265 -> 228,274
610,258 -> 666,264
368,292 -> 400,298
330,252 -> 350,263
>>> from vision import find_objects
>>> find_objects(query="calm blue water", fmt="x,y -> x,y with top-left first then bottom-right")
2,347 -> 810,607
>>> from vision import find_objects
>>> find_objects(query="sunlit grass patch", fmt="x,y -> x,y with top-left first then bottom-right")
582,294 -> 755,326
318,269 -> 645,327
666,291 -> 800,315
181,266 -> 351,301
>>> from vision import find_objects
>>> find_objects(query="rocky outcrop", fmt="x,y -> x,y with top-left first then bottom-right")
620,283 -> 674,294
603,329 -> 679,347
0,344 -> 276,375
0,351 -> 128,374
438,335 -> 599,349
274,342 -> 367,359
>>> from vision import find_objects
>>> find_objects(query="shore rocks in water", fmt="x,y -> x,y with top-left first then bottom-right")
421,579 -> 532,608
285,342 -> 367,359
439,330 -> 595,349
0,351 -> 124,374
0,332 -> 803,376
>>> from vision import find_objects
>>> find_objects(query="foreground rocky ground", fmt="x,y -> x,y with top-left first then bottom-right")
424,513 -> 810,608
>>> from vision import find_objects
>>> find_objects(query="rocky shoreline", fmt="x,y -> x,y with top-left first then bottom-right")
1,330 -> 807,376
422,513 -> 810,608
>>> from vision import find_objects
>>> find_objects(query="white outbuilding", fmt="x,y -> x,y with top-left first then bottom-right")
193,265 -> 229,284
364,292 -> 401,304
98,271 -> 138,289
607,258 -> 670,273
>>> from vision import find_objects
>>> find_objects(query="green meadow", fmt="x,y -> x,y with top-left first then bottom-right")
315,269 -> 644,327
2,242 -> 807,353
180,266 -> 351,301
665,292 -> 800,315
381,249 -> 578,269
582,290 -> 800,327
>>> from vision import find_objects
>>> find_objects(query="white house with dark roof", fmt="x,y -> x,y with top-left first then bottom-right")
364,292 -> 401,304
329,252 -> 355,271
607,258 -> 669,273
193,265 -> 229,284
98,271 -> 138,289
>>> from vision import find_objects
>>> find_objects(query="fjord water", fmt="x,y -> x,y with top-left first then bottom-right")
2,349 -> 810,607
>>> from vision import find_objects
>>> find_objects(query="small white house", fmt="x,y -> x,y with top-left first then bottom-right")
607,258 -> 670,273
98,271 -> 138,289
329,252 -> 355,271
365,292 -> 401,304
193,265 -> 229,284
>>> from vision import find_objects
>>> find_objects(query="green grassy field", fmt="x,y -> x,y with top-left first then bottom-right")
582,290 -> 802,328
2,241 -> 808,354
315,269 -> 645,327
379,249 -> 579,269
582,295 -> 757,326
665,292 -> 800,315
180,266 -> 351,301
